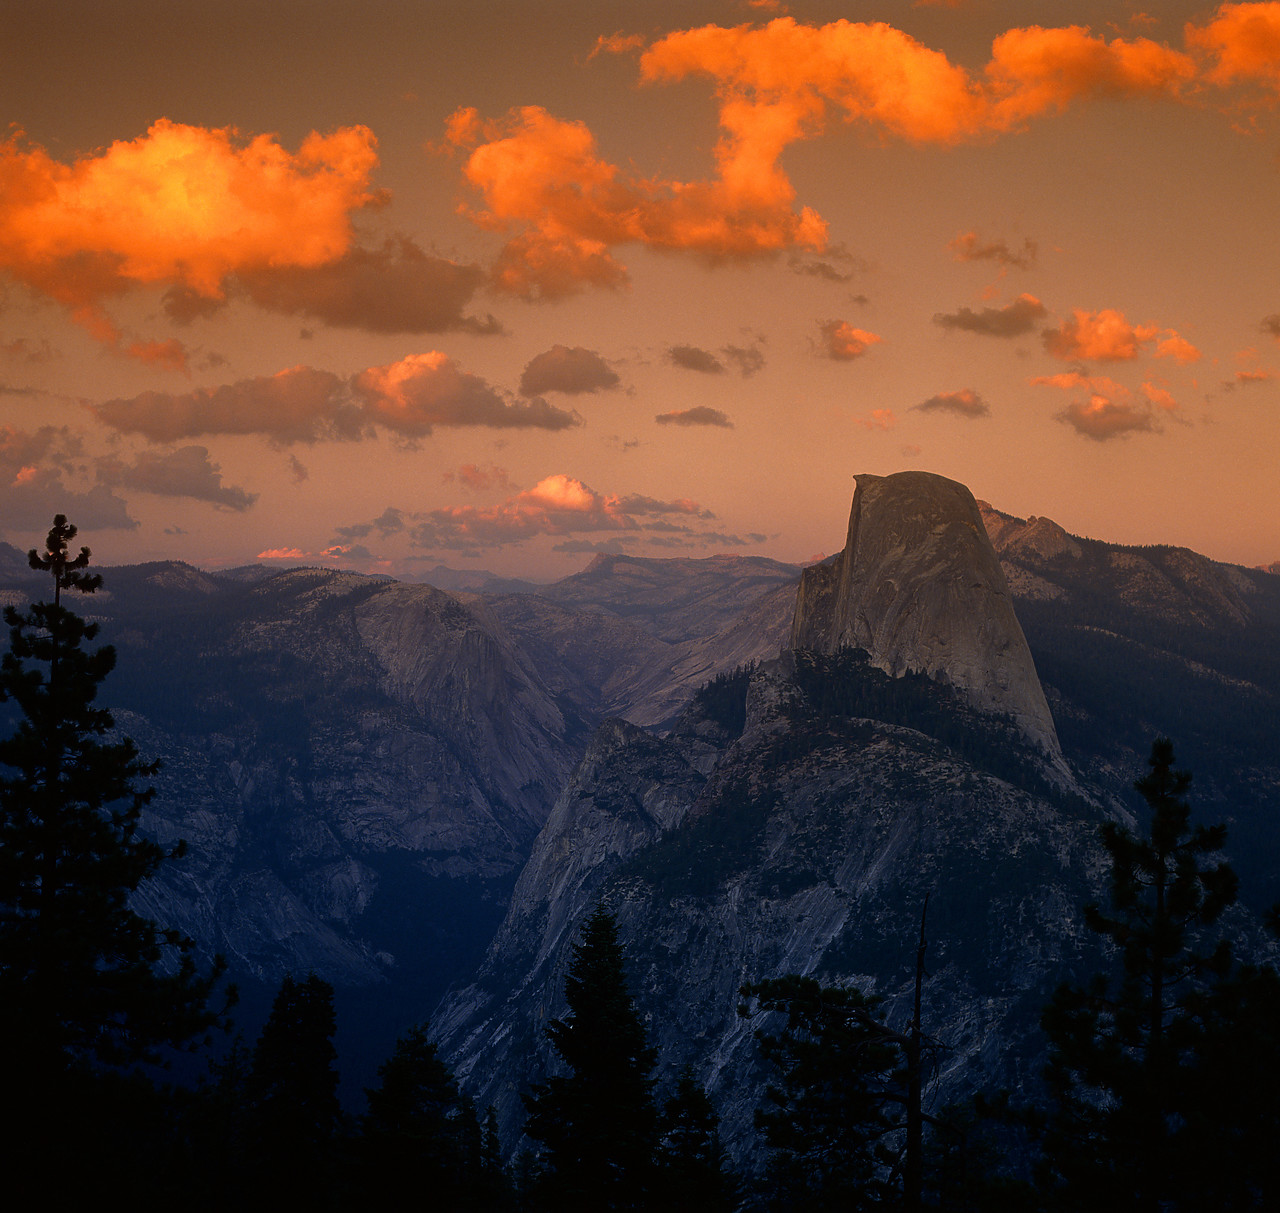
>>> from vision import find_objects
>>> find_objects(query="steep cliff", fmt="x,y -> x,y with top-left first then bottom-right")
792,472 -> 1062,763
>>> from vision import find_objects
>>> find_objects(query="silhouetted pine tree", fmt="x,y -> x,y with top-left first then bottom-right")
741,975 -> 901,1211
249,973 -> 341,1199
1039,738 -> 1280,1211
0,516 -> 229,1195
522,905 -> 658,1211
655,1065 -> 738,1212
361,1022 -> 498,1207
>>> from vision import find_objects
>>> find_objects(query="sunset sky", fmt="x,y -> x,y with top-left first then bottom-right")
3,0 -> 1279,580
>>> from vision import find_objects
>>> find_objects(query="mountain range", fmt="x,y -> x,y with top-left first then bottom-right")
2,472 -> 1278,1131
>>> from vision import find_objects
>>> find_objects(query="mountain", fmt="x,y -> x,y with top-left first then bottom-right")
433,472 -> 1280,1163
0,545 -> 800,1084
4,479 -> 1278,1127
792,472 -> 1062,764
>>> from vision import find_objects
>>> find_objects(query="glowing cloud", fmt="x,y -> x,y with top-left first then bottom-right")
1188,2 -> 1280,93
1042,308 -> 1160,361
818,320 -> 882,360
0,120 -> 382,347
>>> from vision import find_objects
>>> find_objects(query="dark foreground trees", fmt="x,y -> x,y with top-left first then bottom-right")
1039,738 -> 1280,1211
0,517 -> 229,1190
523,905 -> 661,1210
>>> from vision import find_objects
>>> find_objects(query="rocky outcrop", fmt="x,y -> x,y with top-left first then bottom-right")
792,472 -> 1062,762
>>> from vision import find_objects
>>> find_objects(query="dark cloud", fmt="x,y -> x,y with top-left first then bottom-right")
0,425 -> 137,532
788,243 -> 866,282
933,294 -> 1047,337
355,353 -> 580,438
92,354 -> 580,446
519,345 -> 620,395
949,231 -> 1038,270
1261,315 -> 1280,339
442,464 -> 517,493
335,507 -> 406,541
913,388 -> 990,418
723,344 -> 765,377
655,406 -> 733,428
1057,399 -> 1156,440
96,445 -> 257,511
668,345 -> 725,374
165,236 -> 502,336
92,366 -> 362,446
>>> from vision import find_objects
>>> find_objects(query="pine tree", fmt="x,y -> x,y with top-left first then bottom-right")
0,516 -> 229,1188
740,974 -> 901,1211
655,1066 -> 738,1213
1039,737 -> 1280,1211
522,905 -> 658,1211
361,1022 -> 487,1206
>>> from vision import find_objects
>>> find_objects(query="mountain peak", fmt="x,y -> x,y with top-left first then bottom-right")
791,471 -> 1062,762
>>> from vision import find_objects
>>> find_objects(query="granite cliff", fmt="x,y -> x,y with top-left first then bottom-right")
792,472 -> 1062,763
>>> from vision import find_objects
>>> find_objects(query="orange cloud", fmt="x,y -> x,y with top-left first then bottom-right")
984,25 -> 1195,127
449,18 -> 1208,298
0,120 -> 381,347
257,547 -> 308,560
950,231 -> 1037,270
1042,308 -> 1160,360
447,103 -> 825,297
819,319 -> 882,360
854,407 -> 897,430
1155,332 -> 1202,363
1188,2 -> 1280,92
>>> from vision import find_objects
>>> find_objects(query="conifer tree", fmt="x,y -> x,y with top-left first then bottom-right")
655,1065 -> 738,1213
1039,738 -> 1280,1211
361,1021 -> 489,1206
522,905 -> 658,1211
0,516 -> 229,1187
741,974 -> 901,1211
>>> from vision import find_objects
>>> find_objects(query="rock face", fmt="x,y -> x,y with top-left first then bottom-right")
434,655 -> 1100,1164
792,472 -> 1062,762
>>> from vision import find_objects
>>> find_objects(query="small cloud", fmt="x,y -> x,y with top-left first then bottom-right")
1058,397 -> 1155,440
655,407 -> 733,428
818,320 -> 882,361
723,344 -> 765,377
668,345 -> 725,374
443,463 -> 517,492
949,231 -> 1037,271
335,506 -> 406,541
914,388 -> 989,418
788,244 -> 865,282
1261,315 -> 1280,339
934,294 -> 1047,337
257,547 -> 308,560
288,453 -> 309,482
519,345 -> 620,395
854,408 -> 896,431
1041,308 -> 1192,363
1233,369 -> 1276,386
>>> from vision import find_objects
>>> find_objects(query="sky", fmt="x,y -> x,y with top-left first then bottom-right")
3,0 -> 1279,581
